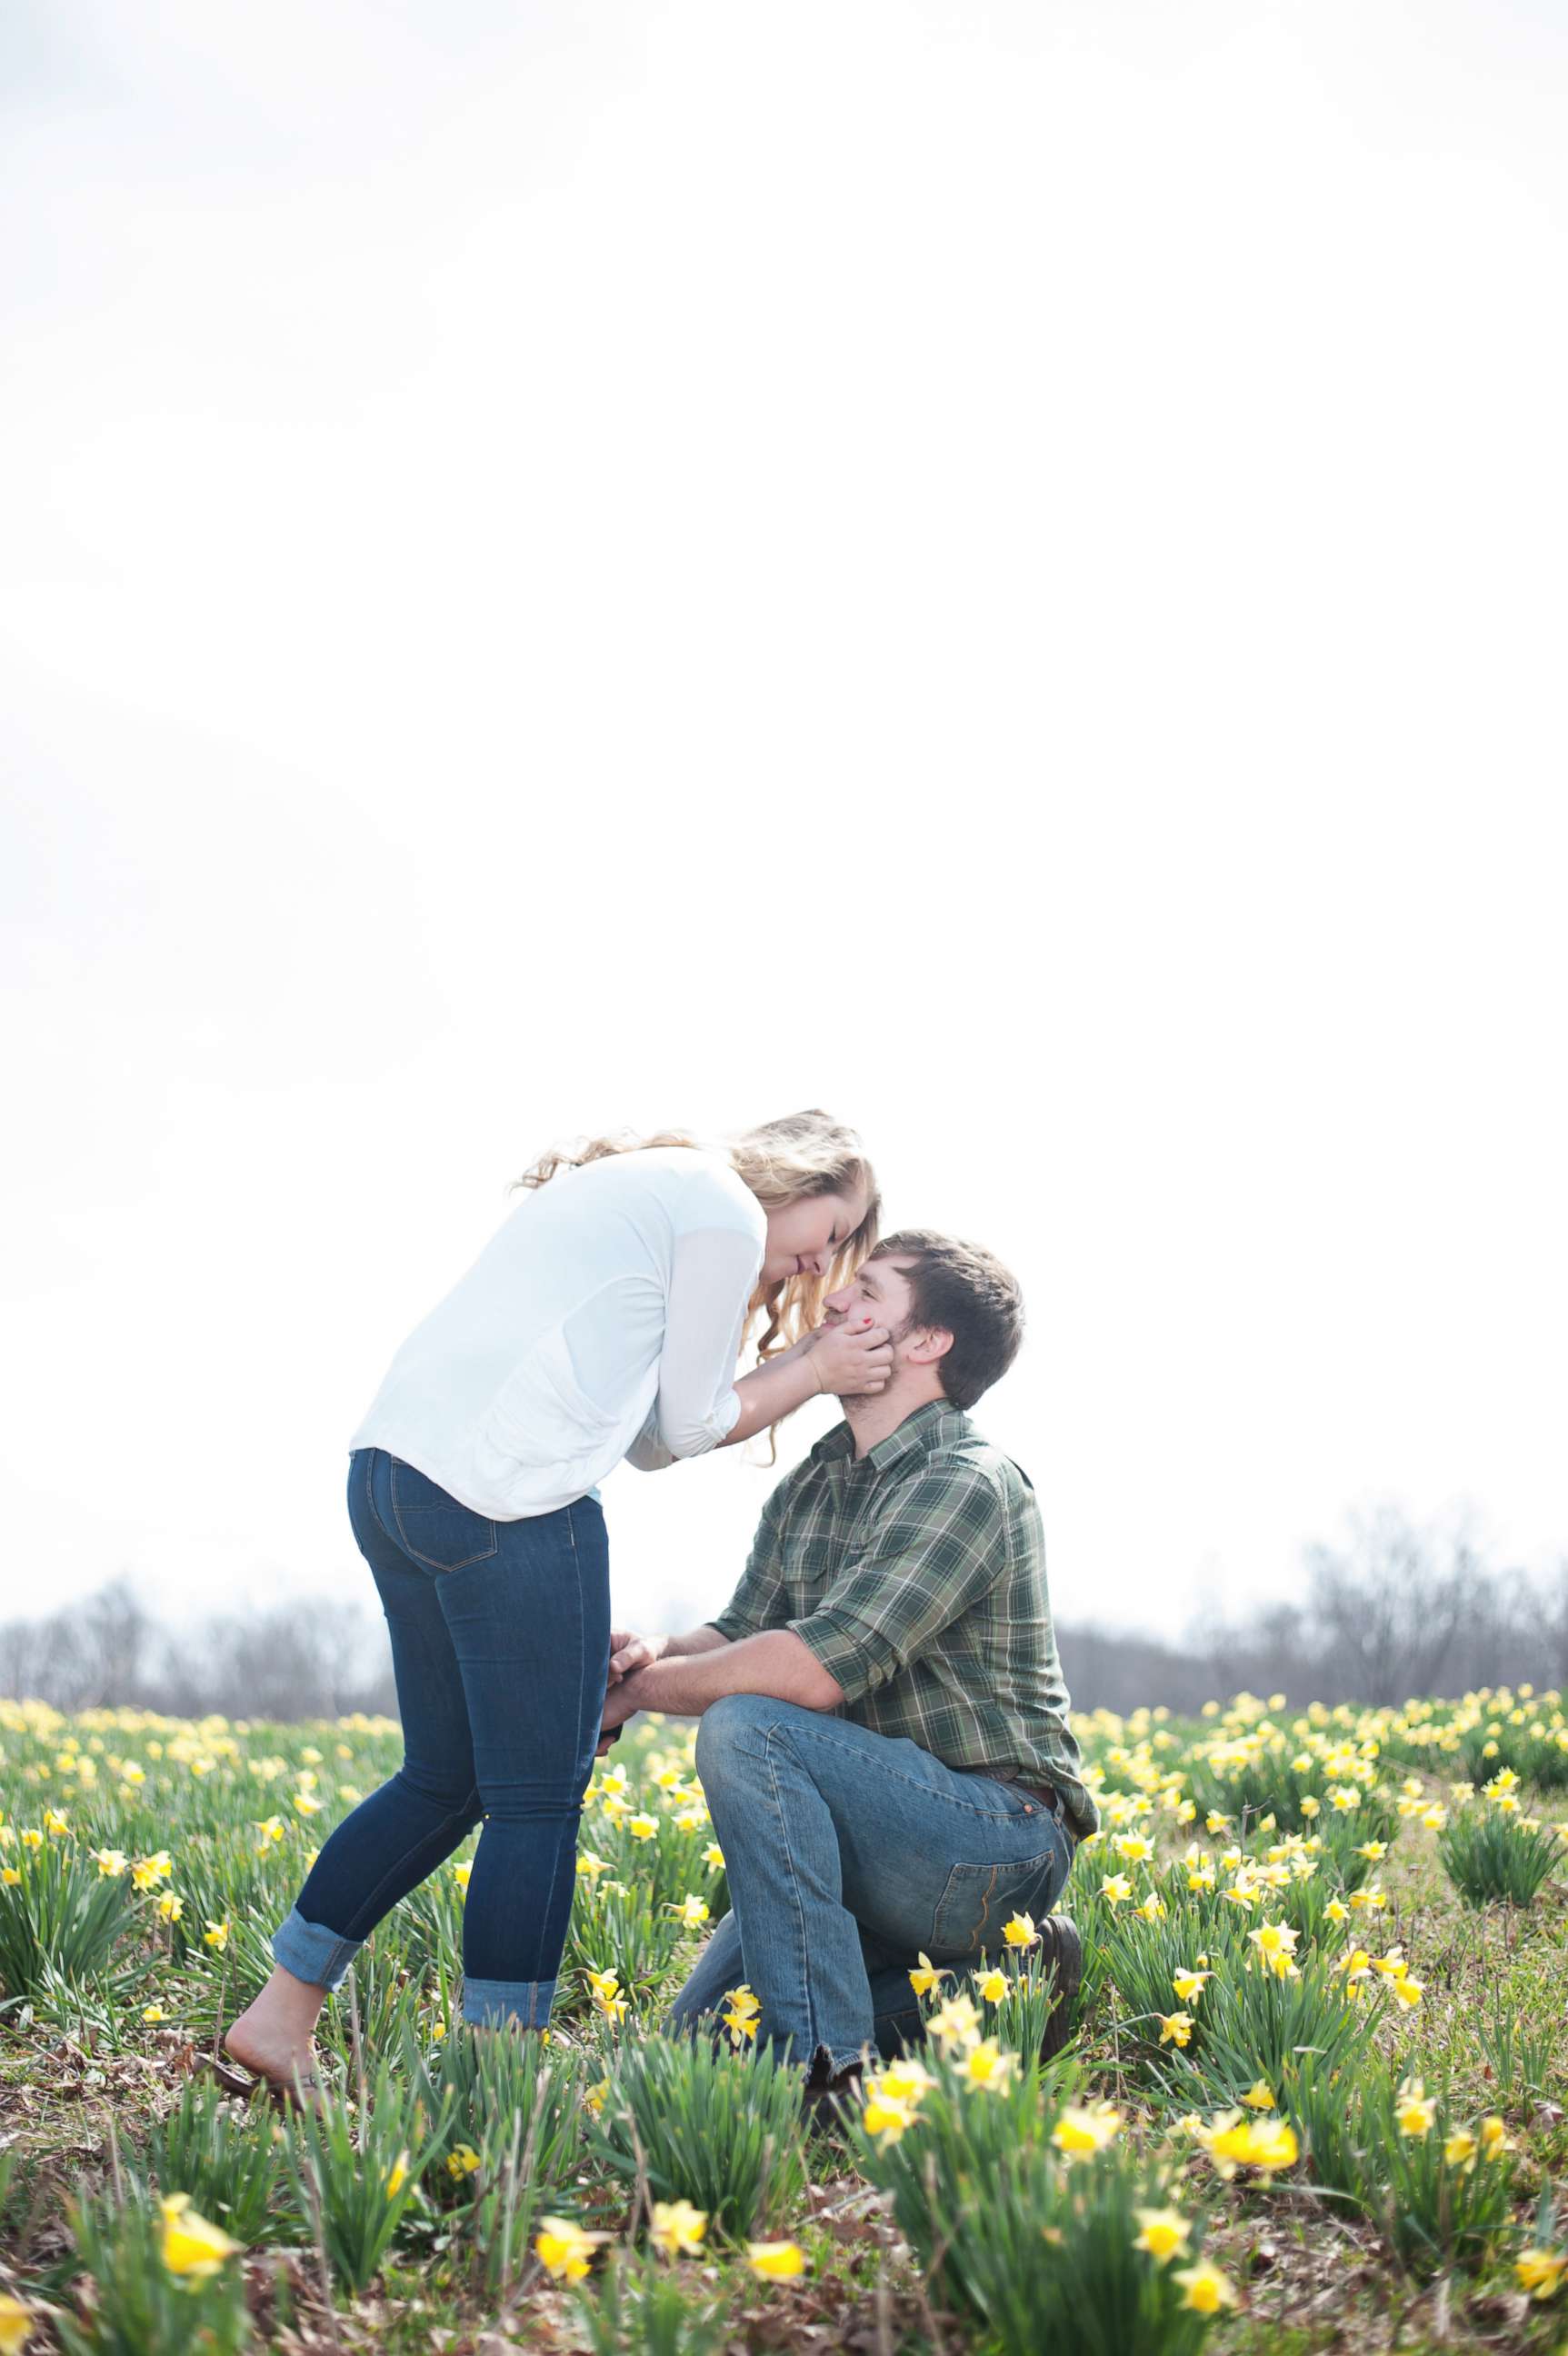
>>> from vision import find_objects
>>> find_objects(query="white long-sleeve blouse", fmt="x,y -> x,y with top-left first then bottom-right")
348,1146 -> 766,1519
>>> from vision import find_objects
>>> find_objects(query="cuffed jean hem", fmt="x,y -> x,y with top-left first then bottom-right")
462,1974 -> 556,2029
272,1905 -> 362,1992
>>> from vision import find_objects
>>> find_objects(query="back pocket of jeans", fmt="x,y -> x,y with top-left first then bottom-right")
928,1848 -> 1058,1961
389,1459 -> 500,1572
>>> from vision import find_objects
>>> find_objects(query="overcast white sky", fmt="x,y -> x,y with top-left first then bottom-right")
3,1 -> 1565,1654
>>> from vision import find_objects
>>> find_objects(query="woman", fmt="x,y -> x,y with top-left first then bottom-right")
222,1110 -> 884,2098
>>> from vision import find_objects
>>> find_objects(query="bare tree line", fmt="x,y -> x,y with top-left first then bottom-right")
1,1501 -> 1563,1724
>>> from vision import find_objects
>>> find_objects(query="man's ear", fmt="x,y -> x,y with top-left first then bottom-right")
905,1325 -> 954,1369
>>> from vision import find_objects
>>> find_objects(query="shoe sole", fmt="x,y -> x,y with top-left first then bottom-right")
1039,1917 -> 1084,2062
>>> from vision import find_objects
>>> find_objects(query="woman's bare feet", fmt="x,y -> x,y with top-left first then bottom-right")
224,1963 -> 328,2103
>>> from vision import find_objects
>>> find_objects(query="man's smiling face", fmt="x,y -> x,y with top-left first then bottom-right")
823,1253 -> 917,1344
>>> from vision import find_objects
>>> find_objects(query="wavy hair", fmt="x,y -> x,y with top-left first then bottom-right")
514,1112 -> 881,1433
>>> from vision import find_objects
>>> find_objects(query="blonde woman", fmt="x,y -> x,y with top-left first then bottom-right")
221,1111 -> 883,2099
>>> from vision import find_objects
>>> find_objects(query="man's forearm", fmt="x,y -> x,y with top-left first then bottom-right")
660,1624 -> 731,1661
618,1628 -> 843,1716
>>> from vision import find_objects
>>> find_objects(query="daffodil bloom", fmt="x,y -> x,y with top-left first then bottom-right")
1113,1833 -> 1153,1864
0,2293 -> 35,2356
722,2005 -> 758,2042
94,1848 -> 127,1877
1515,2247 -> 1566,2301
575,1850 -> 607,1879
702,1842 -> 725,1869
156,1892 -> 183,1923
650,2200 -> 707,2257
203,1920 -> 229,1952
747,2240 -> 805,2279
0,1864 -> 18,1886
1100,1872 -> 1133,1905
18,1829 -> 44,1852
292,1792 -> 322,1816
1246,1922 -> 1298,1979
1174,2260 -> 1238,2313
1002,1912 -> 1038,1948
385,2151 -> 411,2198
535,2216 -> 609,2281
673,1894 -> 710,1930
584,2078 -> 610,2115
1171,1970 -> 1210,2003
927,1993 -> 982,2049
143,2003 -> 167,2022
1132,2206 -> 1193,2262
1443,2127 -> 1477,2170
1394,2077 -> 1436,2136
975,1967 -> 1008,2002
1157,2011 -> 1194,2047
44,1809 -> 69,1837
1353,1840 -> 1387,1860
1203,2112 -> 1298,2176
1479,2114 -> 1513,2160
1137,1892 -> 1167,1922
908,1952 -> 944,1997
1391,1972 -> 1423,2008
1241,2079 -> 1275,2110
961,2039 -> 1015,2089
445,2143 -> 481,2179
1051,2101 -> 1122,2159
160,2193 -> 241,2277
874,2057 -> 935,2105
862,2092 -> 915,2141
452,1861 -> 472,1889
628,1814 -> 658,1841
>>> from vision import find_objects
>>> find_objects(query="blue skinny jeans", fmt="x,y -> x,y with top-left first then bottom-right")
272,1447 -> 609,2027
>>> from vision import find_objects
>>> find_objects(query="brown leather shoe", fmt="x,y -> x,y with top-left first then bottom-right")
801,2058 -> 864,2135
1035,1915 -> 1083,2062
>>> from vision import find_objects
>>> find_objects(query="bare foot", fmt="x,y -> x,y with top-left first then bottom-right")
222,2014 -> 323,2104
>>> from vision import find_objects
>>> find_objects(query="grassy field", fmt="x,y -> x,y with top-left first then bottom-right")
1,1686 -> 1565,2354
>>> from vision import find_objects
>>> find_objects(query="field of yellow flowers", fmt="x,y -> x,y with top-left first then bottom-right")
1,1687 -> 1566,2356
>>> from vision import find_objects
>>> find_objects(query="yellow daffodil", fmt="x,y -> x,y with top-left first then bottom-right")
702,1842 -> 725,1869
535,2216 -> 609,2281
143,2003 -> 167,2023
747,2240 -> 805,2279
203,1920 -> 229,1952
156,1893 -> 183,1924
975,1967 -> 1008,2002
1174,2260 -> 1238,2313
961,2038 -> 1015,2089
650,2200 -> 707,2257
908,1952 -> 944,1997
1172,1969 -> 1211,2003
160,2193 -> 241,2277
445,2143 -> 481,2179
1394,2077 -> 1435,2137
628,1814 -> 658,1841
384,2151 -> 411,2198
1443,2127 -> 1477,2171
1003,1912 -> 1039,1948
862,2091 -> 915,2141
0,2294 -> 35,2356
928,1993 -> 982,2049
1052,2101 -> 1122,2159
1479,2114 -> 1513,2160
1133,2206 -> 1193,2263
1100,1873 -> 1133,1905
1158,2012 -> 1194,2047
1515,2247 -> 1566,2301
1241,2079 -> 1276,2110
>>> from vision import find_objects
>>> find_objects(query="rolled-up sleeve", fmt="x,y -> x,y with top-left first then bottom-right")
627,1225 -> 762,1466
787,1467 -> 1007,1703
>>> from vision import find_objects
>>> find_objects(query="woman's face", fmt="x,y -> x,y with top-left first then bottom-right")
760,1185 -> 873,1286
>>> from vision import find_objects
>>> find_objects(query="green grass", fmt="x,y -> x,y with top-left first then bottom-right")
2,1686 -> 1566,2352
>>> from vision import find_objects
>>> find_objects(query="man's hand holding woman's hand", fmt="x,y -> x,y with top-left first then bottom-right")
595,1626 -> 666,1758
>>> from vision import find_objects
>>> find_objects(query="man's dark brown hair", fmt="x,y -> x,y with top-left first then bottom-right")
867,1229 -> 1024,1411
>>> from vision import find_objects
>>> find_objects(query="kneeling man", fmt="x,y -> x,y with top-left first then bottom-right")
595,1229 -> 1098,2106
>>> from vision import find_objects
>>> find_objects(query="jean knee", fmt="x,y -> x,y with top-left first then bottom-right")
694,1692 -> 775,1785
396,1760 -> 483,1825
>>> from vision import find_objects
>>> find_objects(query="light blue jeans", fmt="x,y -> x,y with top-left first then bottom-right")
666,1694 -> 1077,2076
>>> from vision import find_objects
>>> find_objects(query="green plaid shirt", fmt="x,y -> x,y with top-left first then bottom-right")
708,1399 -> 1098,1842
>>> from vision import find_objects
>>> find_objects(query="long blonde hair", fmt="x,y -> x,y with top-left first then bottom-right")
514,1111 -> 881,1417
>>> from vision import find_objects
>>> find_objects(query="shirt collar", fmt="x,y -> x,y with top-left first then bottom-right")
810,1396 -> 972,1474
